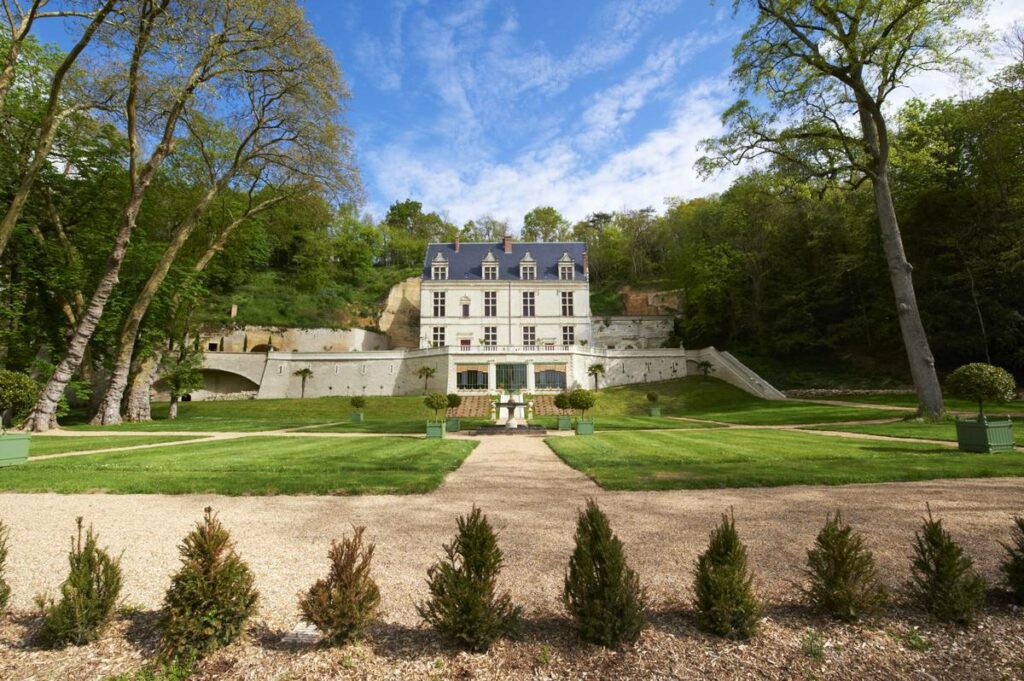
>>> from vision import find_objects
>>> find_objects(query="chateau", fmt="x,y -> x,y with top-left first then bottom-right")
191,237 -> 783,401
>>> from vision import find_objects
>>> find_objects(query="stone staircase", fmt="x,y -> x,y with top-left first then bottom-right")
530,395 -> 566,416
450,395 -> 492,418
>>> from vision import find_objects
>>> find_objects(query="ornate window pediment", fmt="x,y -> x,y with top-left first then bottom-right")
482,251 -> 498,280
519,251 -> 536,280
431,252 -> 448,280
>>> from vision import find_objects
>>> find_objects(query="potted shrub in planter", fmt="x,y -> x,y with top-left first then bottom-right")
554,391 -> 572,430
570,389 -> 597,436
445,393 -> 462,432
646,391 -> 660,417
424,392 -> 448,439
946,363 -> 1016,453
0,369 -> 37,466
350,396 -> 366,423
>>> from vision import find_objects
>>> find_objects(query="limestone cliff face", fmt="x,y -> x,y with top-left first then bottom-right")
379,277 -> 422,349
618,286 -> 683,316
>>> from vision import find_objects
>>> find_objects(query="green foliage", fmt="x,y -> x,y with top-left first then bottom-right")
946,363 -> 1017,416
587,364 -> 606,389
299,527 -> 381,645
553,391 -> 571,412
522,206 -> 570,242
908,506 -> 986,625
158,507 -> 258,663
696,360 -> 715,380
800,629 -> 825,660
0,521 -> 9,614
159,354 -> 204,401
424,392 -> 448,421
803,512 -> 888,622
999,516 -> 1024,605
0,369 -> 37,427
693,512 -> 762,640
350,396 -> 366,411
417,506 -> 521,651
563,499 -> 646,647
446,393 -> 462,412
568,389 -> 597,417
645,392 -> 658,404
37,518 -> 123,648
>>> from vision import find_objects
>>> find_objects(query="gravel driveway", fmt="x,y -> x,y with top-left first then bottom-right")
1,434 -> 1023,679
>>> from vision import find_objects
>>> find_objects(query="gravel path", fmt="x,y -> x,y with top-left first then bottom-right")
1,434 -> 1022,630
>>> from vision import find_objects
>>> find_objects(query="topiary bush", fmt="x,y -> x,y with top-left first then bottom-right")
37,517 -> 123,647
446,393 -> 462,415
1000,516 -> 1024,605
646,392 -> 658,404
417,506 -> 521,651
693,512 -> 762,639
424,392 -> 448,422
568,389 -> 597,419
158,507 -> 258,663
946,363 -> 1016,418
908,506 -> 986,625
0,521 -> 10,614
350,396 -> 366,412
553,391 -> 571,413
803,511 -> 888,622
563,499 -> 646,647
0,369 -> 37,429
299,526 -> 381,645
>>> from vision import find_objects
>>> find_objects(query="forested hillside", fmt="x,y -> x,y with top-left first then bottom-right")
1,3 -> 1022,429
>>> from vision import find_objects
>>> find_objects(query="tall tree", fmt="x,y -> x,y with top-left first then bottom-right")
91,6 -> 356,425
0,0 -> 120,258
700,0 -> 989,418
521,206 -> 569,242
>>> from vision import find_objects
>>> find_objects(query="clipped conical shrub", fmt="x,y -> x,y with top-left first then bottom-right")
908,506 -> 986,625
1000,516 -> 1024,605
37,517 -> 123,647
158,507 -> 258,662
803,511 -> 888,621
300,526 -> 381,645
0,520 -> 10,614
563,499 -> 646,647
693,511 -> 762,639
417,506 -> 521,651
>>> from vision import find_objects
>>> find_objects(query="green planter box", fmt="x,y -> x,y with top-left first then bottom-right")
350,412 -> 364,423
0,433 -> 30,467
425,421 -> 446,439
648,406 -> 661,417
446,417 -> 461,432
557,415 -> 572,430
575,418 -> 595,436
955,417 -> 1015,453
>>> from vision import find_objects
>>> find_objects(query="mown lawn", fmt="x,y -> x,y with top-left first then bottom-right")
805,418 -> 1022,445
531,415 -> 720,431
0,436 -> 476,495
826,392 -> 1024,413
585,377 -> 908,425
29,435 -> 205,457
545,429 -> 1024,491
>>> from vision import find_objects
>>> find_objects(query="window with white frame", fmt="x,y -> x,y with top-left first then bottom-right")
522,326 -> 535,346
522,291 -> 535,316
483,263 -> 498,280
432,327 -> 445,347
521,264 -> 536,279
560,291 -> 574,316
562,325 -> 575,345
484,291 -> 497,317
483,326 -> 497,346
431,264 -> 447,280
432,291 -> 445,317
559,263 -> 574,280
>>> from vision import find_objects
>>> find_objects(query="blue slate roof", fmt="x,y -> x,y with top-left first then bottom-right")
422,241 -> 588,281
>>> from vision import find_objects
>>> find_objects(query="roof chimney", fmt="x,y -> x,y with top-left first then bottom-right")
583,250 -> 589,275
502,234 -> 513,254
454,234 -> 461,253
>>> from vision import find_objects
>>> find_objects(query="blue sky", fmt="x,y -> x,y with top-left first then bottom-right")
302,0 -> 751,224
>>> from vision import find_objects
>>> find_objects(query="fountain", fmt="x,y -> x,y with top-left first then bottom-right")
472,392 -> 547,435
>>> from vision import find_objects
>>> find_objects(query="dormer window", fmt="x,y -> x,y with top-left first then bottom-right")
481,252 -> 498,280
558,252 -> 575,280
431,252 -> 448,280
519,251 -> 536,280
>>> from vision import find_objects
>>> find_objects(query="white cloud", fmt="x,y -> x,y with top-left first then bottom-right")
366,78 -> 736,225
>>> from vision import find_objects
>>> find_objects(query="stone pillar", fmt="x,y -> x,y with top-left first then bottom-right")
526,359 -> 535,391
487,361 -> 497,393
